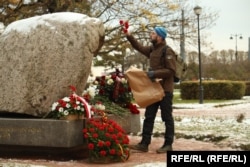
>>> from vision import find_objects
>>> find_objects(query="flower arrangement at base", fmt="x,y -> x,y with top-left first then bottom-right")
87,68 -> 140,115
48,85 -> 91,119
83,110 -> 130,163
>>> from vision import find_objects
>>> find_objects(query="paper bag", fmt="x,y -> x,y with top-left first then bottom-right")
125,67 -> 165,108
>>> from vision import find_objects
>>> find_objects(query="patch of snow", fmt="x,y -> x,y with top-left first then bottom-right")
0,162 -> 47,167
23,0 -> 38,5
2,12 -> 92,35
181,117 -> 192,123
133,162 -> 166,167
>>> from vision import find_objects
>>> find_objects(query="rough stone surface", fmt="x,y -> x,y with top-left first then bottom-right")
109,113 -> 141,133
0,12 -> 105,117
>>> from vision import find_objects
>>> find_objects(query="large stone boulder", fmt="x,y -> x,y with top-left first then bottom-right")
0,12 -> 105,117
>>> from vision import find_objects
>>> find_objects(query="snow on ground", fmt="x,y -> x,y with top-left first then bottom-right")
151,99 -> 250,149
134,162 -> 166,167
0,163 -> 47,167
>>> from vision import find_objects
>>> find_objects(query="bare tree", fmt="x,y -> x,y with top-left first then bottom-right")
0,0 -> 218,67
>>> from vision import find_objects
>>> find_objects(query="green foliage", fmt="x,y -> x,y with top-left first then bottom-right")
180,80 -> 246,100
245,81 -> 250,96
173,90 -> 229,104
91,95 -> 130,117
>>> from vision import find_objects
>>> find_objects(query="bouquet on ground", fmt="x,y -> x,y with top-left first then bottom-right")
83,109 -> 130,162
90,68 -> 139,114
49,85 -> 91,119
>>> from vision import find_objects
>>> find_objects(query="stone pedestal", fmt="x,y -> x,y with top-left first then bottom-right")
129,114 -> 141,133
0,118 -> 84,147
109,113 -> 141,133
0,113 -> 141,159
0,117 -> 87,159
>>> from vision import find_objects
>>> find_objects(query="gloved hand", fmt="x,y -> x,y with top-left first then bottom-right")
147,71 -> 155,81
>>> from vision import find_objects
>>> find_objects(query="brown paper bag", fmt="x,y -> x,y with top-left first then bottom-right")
125,67 -> 165,108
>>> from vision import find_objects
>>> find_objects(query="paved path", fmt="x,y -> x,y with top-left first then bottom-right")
0,136 -> 234,167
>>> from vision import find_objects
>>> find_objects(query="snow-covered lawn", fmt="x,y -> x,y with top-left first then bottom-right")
151,101 -> 250,150
174,117 -> 250,149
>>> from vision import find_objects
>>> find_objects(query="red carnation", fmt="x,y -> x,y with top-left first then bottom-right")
99,126 -> 105,131
100,150 -> 107,156
124,21 -> 129,29
123,138 -> 129,144
69,85 -> 76,92
93,133 -> 98,138
109,149 -> 116,155
108,127 -> 114,133
97,141 -> 104,147
105,133 -> 111,138
119,20 -> 124,25
105,141 -> 111,147
123,28 -> 128,34
82,128 -> 88,133
88,143 -> 94,150
84,134 -> 88,138
58,99 -> 67,108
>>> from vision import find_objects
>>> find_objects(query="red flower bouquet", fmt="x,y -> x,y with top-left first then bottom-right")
83,111 -> 130,162
92,68 -> 140,114
93,69 -> 132,107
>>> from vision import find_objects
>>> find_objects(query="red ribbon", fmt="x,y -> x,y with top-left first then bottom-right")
113,76 -> 121,100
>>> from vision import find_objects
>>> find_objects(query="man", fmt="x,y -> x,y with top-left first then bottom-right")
125,27 -> 176,153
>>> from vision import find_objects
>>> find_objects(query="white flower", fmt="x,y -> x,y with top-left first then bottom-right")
87,86 -> 96,98
59,107 -> 64,113
64,110 -> 69,116
95,103 -> 105,110
94,81 -> 99,85
106,75 -> 111,80
52,102 -> 59,111
107,79 -> 114,85
63,97 -> 70,102
82,90 -> 87,95
76,101 -> 80,104
77,106 -> 81,110
100,105 -> 105,110
66,103 -> 71,108
121,78 -> 127,84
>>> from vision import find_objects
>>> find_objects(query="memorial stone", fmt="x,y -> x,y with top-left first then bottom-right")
0,12 -> 105,117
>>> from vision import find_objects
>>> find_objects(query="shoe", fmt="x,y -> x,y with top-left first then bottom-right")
130,143 -> 148,152
156,145 -> 172,153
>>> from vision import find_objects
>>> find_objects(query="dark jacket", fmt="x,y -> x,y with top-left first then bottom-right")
126,34 -> 176,93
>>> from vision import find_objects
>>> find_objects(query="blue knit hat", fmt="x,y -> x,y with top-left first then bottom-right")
154,27 -> 167,39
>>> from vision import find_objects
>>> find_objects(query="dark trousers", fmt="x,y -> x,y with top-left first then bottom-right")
141,92 -> 174,146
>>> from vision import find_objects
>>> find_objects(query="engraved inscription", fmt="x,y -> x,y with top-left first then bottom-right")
0,127 -> 42,140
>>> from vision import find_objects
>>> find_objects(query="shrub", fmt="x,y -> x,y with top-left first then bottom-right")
180,80 -> 246,100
